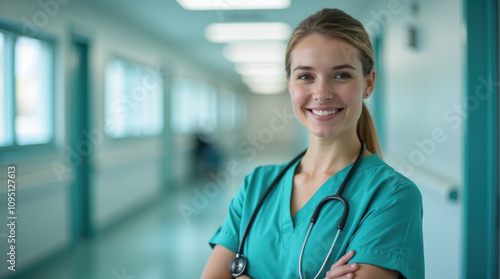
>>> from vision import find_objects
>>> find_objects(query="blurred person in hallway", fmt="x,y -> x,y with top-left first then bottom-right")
194,133 -> 222,179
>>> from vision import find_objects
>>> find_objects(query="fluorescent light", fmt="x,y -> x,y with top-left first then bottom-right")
234,63 -> 285,76
250,89 -> 285,95
242,75 -> 286,84
247,86 -> 287,94
205,22 -> 291,43
248,86 -> 287,94
176,0 -> 290,10
223,42 -> 286,63
246,82 -> 287,93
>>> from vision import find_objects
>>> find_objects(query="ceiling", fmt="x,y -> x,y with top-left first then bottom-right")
87,0 -> 380,91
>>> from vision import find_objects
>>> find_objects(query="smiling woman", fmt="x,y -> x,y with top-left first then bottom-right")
202,8 -> 424,279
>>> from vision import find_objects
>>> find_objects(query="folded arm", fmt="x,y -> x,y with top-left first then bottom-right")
325,262 -> 399,279
354,264 -> 399,278
201,245 -> 234,279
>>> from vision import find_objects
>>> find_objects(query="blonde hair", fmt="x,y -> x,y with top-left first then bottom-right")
285,8 -> 382,157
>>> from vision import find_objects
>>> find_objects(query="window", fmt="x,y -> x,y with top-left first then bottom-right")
15,37 -> 53,145
170,78 -> 218,134
105,57 -> 164,138
0,30 -> 54,147
198,82 -> 217,132
170,78 -> 195,134
218,90 -> 246,131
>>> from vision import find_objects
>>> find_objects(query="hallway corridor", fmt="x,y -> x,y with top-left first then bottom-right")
24,183 -> 230,279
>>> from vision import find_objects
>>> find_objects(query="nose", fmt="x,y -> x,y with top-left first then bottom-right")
312,78 -> 333,103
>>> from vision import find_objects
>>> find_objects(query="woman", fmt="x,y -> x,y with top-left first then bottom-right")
202,8 -> 424,279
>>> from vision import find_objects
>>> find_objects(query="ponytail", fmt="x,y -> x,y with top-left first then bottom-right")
357,103 -> 382,158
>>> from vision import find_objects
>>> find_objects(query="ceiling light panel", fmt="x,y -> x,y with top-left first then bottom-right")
234,63 -> 286,76
242,75 -> 286,84
248,88 -> 286,95
205,23 -> 291,43
176,0 -> 290,10
223,42 -> 286,63
247,82 -> 287,92
250,90 -> 285,95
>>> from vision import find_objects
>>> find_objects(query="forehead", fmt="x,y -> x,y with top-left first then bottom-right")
290,33 -> 361,69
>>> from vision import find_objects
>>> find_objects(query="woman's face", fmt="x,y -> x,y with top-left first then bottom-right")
287,34 -> 375,139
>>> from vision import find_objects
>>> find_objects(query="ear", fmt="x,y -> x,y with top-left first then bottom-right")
363,69 -> 376,99
286,74 -> 290,91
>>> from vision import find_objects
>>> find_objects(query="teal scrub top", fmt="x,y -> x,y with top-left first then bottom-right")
209,154 -> 425,279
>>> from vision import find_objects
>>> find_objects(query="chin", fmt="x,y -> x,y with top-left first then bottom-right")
310,129 -> 338,138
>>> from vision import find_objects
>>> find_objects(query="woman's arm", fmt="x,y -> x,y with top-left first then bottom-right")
201,245 -> 235,279
352,264 -> 399,279
201,245 -> 253,279
325,263 -> 399,279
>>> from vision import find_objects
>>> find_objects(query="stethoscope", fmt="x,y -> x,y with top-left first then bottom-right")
230,141 -> 366,279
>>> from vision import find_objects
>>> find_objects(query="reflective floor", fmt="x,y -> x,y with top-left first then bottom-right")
23,184 -> 232,279
17,149 -> 295,279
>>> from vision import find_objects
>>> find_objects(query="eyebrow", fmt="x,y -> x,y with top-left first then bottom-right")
293,64 -> 357,73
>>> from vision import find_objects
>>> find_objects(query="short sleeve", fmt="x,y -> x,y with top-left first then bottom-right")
347,183 -> 425,279
208,174 -> 250,252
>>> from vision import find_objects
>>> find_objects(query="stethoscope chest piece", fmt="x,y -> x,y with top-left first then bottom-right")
230,254 -> 247,277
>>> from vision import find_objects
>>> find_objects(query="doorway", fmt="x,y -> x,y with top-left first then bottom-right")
69,36 -> 92,241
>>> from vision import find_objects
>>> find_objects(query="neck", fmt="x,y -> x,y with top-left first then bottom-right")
299,128 -> 363,177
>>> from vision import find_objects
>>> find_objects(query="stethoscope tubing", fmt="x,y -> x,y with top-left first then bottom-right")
299,227 -> 342,279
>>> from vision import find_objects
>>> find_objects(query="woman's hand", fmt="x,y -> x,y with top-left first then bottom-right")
235,275 -> 252,279
324,250 -> 359,279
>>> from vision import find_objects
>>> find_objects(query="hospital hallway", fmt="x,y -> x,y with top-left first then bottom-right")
15,149 -> 291,279
0,0 -> 499,278
17,182 -> 229,279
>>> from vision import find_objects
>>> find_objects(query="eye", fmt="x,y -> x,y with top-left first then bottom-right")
298,74 -> 312,80
334,72 -> 351,79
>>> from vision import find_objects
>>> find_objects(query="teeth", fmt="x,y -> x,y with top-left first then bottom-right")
312,109 -> 338,116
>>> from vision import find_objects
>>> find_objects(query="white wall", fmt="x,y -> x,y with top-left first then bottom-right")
245,93 -> 307,155
0,158 -> 72,278
380,0 -> 463,277
233,92 -> 308,178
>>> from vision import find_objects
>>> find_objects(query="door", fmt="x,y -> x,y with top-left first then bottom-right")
462,0 -> 498,278
69,37 -> 92,241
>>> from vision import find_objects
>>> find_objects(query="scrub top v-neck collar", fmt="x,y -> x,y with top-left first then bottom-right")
280,154 -> 378,232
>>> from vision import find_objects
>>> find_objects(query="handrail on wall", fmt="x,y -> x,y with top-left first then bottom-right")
384,153 -> 459,201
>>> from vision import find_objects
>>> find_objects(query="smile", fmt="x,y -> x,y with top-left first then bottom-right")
306,107 -> 344,120
312,109 -> 337,116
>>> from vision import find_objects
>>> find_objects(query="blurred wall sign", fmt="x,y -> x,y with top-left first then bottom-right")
407,25 -> 418,49
407,1 -> 419,50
